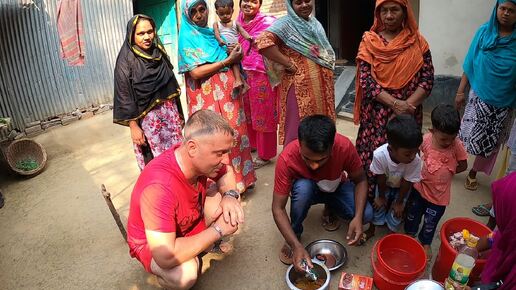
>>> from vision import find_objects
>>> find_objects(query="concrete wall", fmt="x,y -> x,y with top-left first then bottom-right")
419,0 -> 492,76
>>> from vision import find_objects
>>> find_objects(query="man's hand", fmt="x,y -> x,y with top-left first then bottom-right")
392,200 -> 405,219
213,214 -> 238,236
346,216 -> 364,246
373,195 -> 387,210
292,244 -> 313,272
212,195 -> 244,226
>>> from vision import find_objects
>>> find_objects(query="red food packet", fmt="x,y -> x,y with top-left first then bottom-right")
338,272 -> 373,290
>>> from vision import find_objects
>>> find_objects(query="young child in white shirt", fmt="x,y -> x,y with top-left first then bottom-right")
213,0 -> 253,90
364,115 -> 423,239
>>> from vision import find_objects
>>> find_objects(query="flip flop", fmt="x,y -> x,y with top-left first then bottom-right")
211,240 -> 233,254
357,231 -> 374,246
279,243 -> 293,265
472,203 -> 492,217
464,175 -> 478,191
321,212 -> 341,232
253,158 -> 271,169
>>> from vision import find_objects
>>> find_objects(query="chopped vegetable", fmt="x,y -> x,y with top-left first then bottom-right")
15,158 -> 39,171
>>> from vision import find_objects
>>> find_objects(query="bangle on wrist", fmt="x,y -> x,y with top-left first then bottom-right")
392,99 -> 399,108
456,92 -> 464,96
212,224 -> 223,238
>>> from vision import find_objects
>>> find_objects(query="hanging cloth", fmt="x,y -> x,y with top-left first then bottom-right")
57,0 -> 85,66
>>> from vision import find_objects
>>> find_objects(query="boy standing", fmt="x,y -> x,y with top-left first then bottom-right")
363,115 -> 423,240
404,105 -> 468,260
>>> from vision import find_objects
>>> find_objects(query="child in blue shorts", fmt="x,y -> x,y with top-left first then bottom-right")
364,115 -> 423,238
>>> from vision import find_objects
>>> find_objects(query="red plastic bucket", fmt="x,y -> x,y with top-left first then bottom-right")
371,234 -> 427,290
431,217 -> 492,285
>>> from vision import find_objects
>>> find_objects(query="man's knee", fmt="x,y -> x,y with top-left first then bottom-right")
153,259 -> 198,290
291,179 -> 316,198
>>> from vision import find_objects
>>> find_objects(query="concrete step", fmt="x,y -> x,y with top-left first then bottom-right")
334,66 -> 356,116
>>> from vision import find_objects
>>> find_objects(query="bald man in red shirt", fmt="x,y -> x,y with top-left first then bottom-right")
127,110 -> 244,290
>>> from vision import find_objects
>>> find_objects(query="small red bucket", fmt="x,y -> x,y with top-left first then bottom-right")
431,217 -> 492,285
371,234 -> 427,290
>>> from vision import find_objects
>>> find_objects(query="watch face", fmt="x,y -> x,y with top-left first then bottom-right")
225,190 -> 239,198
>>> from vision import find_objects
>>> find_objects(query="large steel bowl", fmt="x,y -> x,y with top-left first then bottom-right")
286,259 -> 330,290
305,239 -> 347,271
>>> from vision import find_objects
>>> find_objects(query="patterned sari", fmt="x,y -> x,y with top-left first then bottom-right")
179,0 -> 256,192
185,71 -> 256,192
238,11 -> 278,160
256,0 -> 335,145
256,32 -> 335,145
354,0 -> 434,196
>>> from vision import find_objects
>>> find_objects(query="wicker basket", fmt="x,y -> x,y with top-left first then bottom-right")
6,139 -> 47,176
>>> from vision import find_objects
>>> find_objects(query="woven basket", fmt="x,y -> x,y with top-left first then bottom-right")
6,139 -> 47,176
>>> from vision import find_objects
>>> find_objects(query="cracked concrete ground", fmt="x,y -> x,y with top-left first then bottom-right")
0,111 -> 497,289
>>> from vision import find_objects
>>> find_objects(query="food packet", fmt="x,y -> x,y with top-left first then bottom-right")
339,272 -> 373,290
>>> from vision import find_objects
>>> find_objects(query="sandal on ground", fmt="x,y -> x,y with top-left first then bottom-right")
211,240 -> 233,254
279,243 -> 293,265
357,232 -> 374,246
472,203 -> 492,217
253,158 -> 271,169
321,212 -> 341,232
464,176 -> 478,191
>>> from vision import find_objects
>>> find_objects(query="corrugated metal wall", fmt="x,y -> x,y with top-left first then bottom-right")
0,0 -> 133,139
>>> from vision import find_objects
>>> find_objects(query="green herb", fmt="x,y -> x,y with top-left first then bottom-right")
15,158 -> 39,171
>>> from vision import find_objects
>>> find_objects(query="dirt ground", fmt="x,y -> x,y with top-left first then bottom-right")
0,111 -> 498,290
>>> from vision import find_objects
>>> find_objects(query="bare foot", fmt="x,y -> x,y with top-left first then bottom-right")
424,245 -> 432,262
233,79 -> 244,90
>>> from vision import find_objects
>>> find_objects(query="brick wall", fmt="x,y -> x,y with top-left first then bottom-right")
260,0 -> 287,17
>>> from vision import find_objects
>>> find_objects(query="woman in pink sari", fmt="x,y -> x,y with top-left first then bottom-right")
238,0 -> 278,169
471,172 -> 516,290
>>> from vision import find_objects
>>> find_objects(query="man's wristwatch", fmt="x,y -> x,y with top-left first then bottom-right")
223,189 -> 240,199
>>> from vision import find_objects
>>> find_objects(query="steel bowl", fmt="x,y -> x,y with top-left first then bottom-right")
305,239 -> 347,271
405,279 -> 444,290
286,259 -> 330,290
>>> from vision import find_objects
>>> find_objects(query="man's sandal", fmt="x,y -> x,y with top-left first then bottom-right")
211,240 -> 233,254
321,212 -> 341,231
464,175 -> 478,191
357,232 -> 374,246
279,243 -> 293,265
253,158 -> 271,170
472,203 -> 492,217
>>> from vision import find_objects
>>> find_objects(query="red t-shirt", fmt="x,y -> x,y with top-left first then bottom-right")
274,134 -> 363,195
126,144 -> 226,272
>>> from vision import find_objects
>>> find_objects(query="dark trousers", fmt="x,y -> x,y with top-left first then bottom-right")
404,188 -> 446,245
290,179 -> 374,237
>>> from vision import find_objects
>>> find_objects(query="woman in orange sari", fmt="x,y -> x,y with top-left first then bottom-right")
257,0 -> 335,146
354,0 -> 434,202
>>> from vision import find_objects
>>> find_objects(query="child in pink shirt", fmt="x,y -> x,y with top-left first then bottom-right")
404,104 -> 468,260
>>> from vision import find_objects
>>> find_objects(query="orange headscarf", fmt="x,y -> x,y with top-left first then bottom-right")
353,0 -> 429,124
